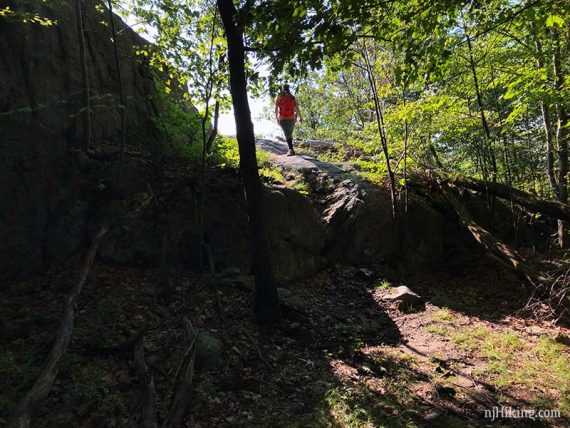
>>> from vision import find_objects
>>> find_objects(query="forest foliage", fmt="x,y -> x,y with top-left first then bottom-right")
116,0 -> 569,203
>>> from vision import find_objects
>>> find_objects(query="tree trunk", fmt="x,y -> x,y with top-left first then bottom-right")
532,25 -> 558,194
216,0 -> 281,325
75,0 -> 91,151
552,29 -> 568,248
360,41 -> 398,220
438,181 -> 546,284
465,31 -> 497,181
107,0 -> 127,179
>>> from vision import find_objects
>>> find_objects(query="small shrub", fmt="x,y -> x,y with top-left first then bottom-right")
375,279 -> 391,291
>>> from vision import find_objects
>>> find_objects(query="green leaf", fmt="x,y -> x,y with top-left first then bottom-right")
546,15 -> 564,27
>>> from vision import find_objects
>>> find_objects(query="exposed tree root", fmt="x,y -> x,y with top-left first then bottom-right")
165,318 -> 198,427
133,338 -> 158,428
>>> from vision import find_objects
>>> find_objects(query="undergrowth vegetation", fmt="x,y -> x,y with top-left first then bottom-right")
425,310 -> 570,414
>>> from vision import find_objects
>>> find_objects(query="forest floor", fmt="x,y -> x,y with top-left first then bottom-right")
2,139 -> 569,427
1,255 -> 569,427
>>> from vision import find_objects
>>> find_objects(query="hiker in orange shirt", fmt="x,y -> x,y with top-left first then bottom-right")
275,84 -> 303,156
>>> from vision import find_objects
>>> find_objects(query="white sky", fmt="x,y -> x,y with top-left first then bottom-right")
218,97 -> 281,138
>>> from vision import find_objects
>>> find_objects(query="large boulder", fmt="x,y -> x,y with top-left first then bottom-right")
92,177 -> 326,284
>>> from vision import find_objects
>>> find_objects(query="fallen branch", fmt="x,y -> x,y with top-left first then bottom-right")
8,195 -> 153,428
165,318 -> 198,427
438,181 -> 547,284
521,267 -> 569,322
250,337 -> 273,370
8,226 -> 108,428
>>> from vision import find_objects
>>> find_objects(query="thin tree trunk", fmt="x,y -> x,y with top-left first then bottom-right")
465,31 -> 497,181
75,0 -> 91,151
107,0 -> 127,179
430,143 -> 444,169
532,24 -> 558,194
553,29 -> 568,248
205,101 -> 220,153
198,10 -> 221,306
360,41 -> 398,219
540,99 -> 557,192
217,0 -> 281,325
402,93 -> 409,212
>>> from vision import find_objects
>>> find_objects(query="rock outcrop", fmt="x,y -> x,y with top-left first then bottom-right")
0,0 -> 172,278
257,139 -> 448,270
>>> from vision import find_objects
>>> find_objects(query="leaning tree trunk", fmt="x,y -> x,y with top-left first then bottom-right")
360,41 -> 398,220
216,0 -> 281,325
438,182 -> 546,284
446,176 -> 570,222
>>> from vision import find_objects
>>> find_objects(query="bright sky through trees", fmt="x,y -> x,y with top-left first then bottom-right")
122,5 -> 277,138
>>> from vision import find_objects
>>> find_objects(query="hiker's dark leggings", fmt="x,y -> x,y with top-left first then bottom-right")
279,119 -> 295,150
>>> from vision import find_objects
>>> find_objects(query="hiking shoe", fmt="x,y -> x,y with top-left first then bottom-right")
287,149 -> 295,156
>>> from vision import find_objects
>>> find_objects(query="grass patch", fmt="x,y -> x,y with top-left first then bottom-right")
426,324 -> 448,336
325,386 -> 375,428
259,165 -> 285,183
290,180 -> 311,195
323,348 -> 422,427
449,326 -> 570,415
432,308 -> 454,322
450,325 -> 488,351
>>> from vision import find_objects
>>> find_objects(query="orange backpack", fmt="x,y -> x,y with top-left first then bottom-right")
279,95 -> 295,117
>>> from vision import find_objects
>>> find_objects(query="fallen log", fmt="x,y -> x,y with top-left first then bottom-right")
8,195 -> 153,428
448,177 -> 570,222
8,226 -> 108,428
439,181 -> 547,284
